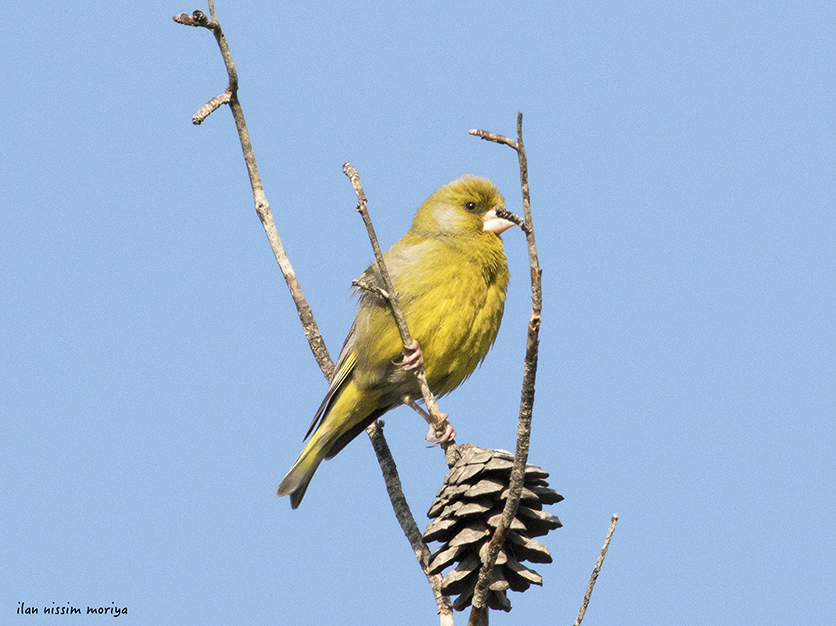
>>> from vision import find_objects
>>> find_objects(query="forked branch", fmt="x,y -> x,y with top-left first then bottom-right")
174,3 -> 331,377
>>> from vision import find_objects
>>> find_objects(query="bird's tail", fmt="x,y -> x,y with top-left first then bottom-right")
276,435 -> 326,509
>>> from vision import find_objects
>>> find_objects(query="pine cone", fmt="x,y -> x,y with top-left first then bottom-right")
423,444 -> 563,612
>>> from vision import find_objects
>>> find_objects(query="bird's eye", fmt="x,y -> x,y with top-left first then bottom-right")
464,202 -> 478,212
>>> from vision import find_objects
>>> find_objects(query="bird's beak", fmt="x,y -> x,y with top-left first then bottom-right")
482,208 -> 516,234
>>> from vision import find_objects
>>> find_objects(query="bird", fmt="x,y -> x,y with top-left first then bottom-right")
277,175 -> 515,508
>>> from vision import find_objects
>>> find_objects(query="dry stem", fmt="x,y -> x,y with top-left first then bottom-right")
575,514 -> 619,626
366,421 -> 454,622
343,163 -> 458,457
343,163 -> 456,624
174,4 -> 332,377
467,113 -> 542,626
343,162 -> 458,620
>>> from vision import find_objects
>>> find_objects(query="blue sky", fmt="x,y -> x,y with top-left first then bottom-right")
2,1 -> 834,624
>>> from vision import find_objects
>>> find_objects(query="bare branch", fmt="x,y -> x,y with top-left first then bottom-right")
351,277 -> 390,300
366,421 -> 455,624
468,112 -> 542,625
192,90 -> 231,125
174,3 -> 331,376
342,163 -> 458,455
468,128 -> 519,151
173,10 -> 210,27
343,163 -> 458,623
575,514 -> 619,626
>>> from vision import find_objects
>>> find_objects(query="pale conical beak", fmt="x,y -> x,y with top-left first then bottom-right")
483,208 -> 516,234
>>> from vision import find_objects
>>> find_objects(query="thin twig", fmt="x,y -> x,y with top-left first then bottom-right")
469,128 -> 519,151
467,112 -> 542,626
192,90 -> 231,125
174,3 -> 332,377
351,277 -> 390,300
173,10 -> 210,27
343,163 -> 456,623
366,421 -> 455,624
575,514 -> 619,626
342,163 -> 458,456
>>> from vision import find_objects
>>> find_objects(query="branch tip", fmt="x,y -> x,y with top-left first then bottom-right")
172,10 -> 210,28
468,128 -> 519,150
192,90 -> 232,125
574,514 -> 619,626
342,163 -> 367,205
351,278 -> 389,300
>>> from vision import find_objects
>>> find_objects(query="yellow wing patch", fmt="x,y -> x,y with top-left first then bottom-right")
303,351 -> 357,440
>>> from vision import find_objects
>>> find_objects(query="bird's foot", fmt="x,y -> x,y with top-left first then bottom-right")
395,340 -> 424,371
426,414 -> 456,445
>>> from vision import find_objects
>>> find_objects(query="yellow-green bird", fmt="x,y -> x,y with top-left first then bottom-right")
277,175 -> 515,508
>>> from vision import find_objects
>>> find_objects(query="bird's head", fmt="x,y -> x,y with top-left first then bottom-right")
411,175 -> 516,238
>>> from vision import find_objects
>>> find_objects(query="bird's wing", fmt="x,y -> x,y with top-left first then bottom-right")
301,239 -> 435,442
302,332 -> 358,441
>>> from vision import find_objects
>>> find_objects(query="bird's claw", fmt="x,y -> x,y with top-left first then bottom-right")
395,340 -> 424,371
426,414 -> 456,446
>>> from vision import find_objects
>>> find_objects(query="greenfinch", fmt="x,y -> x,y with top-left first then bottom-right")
277,175 -> 515,508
